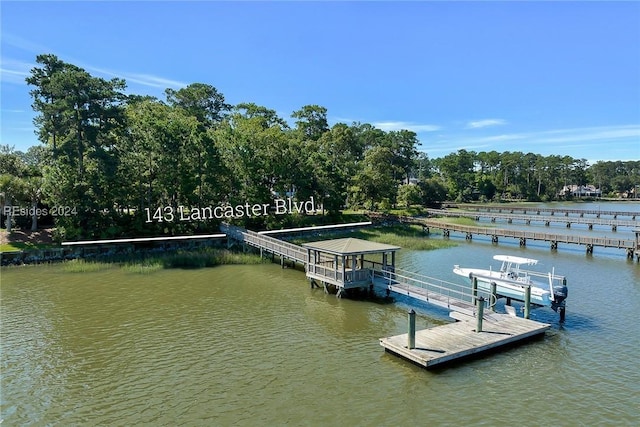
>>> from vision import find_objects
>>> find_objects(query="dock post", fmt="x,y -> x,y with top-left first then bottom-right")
472,276 -> 478,307
490,282 -> 497,312
524,286 -> 531,319
408,309 -> 416,349
476,296 -> 484,333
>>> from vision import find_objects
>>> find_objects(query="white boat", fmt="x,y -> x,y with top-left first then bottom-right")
453,255 -> 568,309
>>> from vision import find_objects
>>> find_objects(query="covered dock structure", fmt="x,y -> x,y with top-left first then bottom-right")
303,238 -> 400,297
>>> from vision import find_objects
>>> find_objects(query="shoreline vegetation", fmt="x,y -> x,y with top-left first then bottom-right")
287,224 -> 457,251
3,198 -> 637,268
1,221 -> 457,270
59,249 -> 269,274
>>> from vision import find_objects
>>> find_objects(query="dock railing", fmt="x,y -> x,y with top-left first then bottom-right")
374,266 -> 488,309
401,217 -> 636,250
221,224 -> 308,264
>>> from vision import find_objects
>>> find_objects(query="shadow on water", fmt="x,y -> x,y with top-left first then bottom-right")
524,305 -> 601,332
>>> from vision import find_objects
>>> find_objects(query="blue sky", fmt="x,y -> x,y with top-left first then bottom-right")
1,1 -> 639,163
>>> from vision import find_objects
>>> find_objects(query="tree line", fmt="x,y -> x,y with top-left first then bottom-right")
1,54 -> 638,240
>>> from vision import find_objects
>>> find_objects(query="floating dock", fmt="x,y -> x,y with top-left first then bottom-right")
379,313 -> 550,369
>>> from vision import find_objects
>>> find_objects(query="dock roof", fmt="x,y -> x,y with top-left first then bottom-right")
302,237 -> 400,256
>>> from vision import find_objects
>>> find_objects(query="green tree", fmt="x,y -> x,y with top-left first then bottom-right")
165,83 -> 231,127
419,178 -> 448,207
397,184 -> 422,208
311,123 -> 362,214
291,105 -> 329,141
437,149 -> 475,201
0,174 -> 22,232
27,54 -> 127,238
22,176 -> 44,231
213,106 -> 298,222
350,145 -> 400,210
385,130 -> 420,184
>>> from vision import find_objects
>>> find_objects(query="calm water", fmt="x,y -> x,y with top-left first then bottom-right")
2,202 -> 639,426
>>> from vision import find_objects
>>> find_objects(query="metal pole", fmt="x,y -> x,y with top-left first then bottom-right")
472,276 -> 478,307
408,309 -> 416,349
476,296 -> 484,333
490,282 -> 497,312
524,285 -> 531,319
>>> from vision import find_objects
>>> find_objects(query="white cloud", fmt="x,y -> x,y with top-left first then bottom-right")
86,66 -> 187,90
3,31 -> 187,90
372,121 -> 441,133
533,125 -> 640,144
2,33 -> 50,55
466,119 -> 507,129
425,124 -> 640,159
0,59 -> 33,84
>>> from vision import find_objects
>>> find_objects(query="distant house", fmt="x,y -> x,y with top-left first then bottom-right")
559,185 -> 601,197
620,187 -> 638,199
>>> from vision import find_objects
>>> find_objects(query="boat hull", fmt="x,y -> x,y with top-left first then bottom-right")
453,267 -> 553,307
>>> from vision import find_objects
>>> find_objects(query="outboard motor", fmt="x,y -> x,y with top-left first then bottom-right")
551,279 -> 568,321
552,283 -> 568,305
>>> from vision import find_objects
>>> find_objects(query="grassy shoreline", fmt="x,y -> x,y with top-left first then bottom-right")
289,224 -> 456,251
3,248 -> 268,273
2,223 -> 455,270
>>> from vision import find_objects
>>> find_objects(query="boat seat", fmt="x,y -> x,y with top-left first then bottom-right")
505,305 -> 517,317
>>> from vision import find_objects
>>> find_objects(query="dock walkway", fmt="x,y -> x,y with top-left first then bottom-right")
392,216 -> 639,260
373,269 -> 482,317
222,223 -> 554,369
426,208 -> 638,231
454,204 -> 639,220
380,314 -> 550,368
222,223 -> 488,315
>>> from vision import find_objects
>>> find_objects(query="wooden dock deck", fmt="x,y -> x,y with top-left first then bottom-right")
380,314 -> 550,368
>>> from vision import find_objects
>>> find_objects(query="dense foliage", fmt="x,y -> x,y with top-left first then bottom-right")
1,54 -> 638,240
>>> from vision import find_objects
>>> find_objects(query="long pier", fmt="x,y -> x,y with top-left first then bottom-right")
426,208 -> 638,231
222,223 -> 484,315
455,204 -> 639,220
221,224 -> 308,266
222,223 -> 556,369
393,216 -> 640,260
222,223 -> 547,318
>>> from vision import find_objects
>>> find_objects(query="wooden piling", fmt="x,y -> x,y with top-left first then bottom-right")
490,282 -> 497,312
476,296 -> 484,332
472,276 -> 478,307
524,286 -> 531,319
408,309 -> 416,349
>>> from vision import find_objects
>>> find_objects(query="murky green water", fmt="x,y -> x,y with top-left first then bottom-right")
2,205 -> 639,425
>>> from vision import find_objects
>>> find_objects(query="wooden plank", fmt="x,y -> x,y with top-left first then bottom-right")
379,314 -> 550,368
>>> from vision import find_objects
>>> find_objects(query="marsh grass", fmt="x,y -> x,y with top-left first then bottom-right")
62,259 -> 113,273
58,249 -> 267,273
291,224 -> 456,251
161,249 -> 266,269
121,260 -> 164,274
